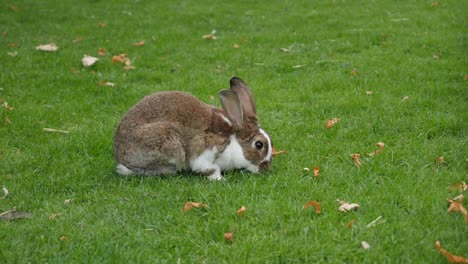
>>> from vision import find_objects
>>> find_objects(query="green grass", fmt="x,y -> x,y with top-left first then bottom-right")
1,0 -> 467,263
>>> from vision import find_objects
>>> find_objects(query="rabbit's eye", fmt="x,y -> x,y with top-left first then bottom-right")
255,141 -> 263,150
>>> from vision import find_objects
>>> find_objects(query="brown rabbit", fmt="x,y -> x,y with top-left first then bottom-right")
113,77 -> 272,180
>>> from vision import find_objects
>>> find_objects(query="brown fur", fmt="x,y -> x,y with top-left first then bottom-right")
113,77 -> 271,177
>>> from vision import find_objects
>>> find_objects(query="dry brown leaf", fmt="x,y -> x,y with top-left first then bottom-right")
351,69 -> 358,76
448,195 -> 468,223
112,54 -> 128,63
8,43 -> 16,47
313,166 -> 320,177
10,5 -> 19,12
236,206 -> 247,216
337,200 -> 360,212
351,153 -> 362,167
232,44 -> 240,49
224,231 -> 234,241
369,142 -> 385,156
124,65 -> 136,71
98,22 -> 106,28
98,48 -> 107,56
464,75 -> 468,81
436,156 -> 446,166
304,200 -> 321,214
132,40 -> 145,47
36,43 -> 58,52
82,55 -> 99,67
98,80 -> 115,87
272,146 -> 287,157
60,235 -> 70,241
435,241 -> 468,263
183,201 -> 208,212
431,2 -> 439,7
449,182 -> 468,192
325,118 -> 341,128
345,219 -> 356,228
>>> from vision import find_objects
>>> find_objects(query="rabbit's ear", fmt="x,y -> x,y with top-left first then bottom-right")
230,77 -> 256,117
219,89 -> 243,128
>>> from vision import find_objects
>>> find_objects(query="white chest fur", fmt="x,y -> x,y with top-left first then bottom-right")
215,135 -> 258,173
189,135 -> 258,180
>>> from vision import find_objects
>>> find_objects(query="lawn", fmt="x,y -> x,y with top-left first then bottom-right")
0,0 -> 467,263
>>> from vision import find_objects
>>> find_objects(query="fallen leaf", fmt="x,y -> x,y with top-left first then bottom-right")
98,48 -> 107,56
2,32 -> 8,37
337,200 -> 360,212
124,65 -> 136,71
435,241 -> 468,263
345,219 -> 356,228
365,91 -> 374,95
82,54 -> 99,67
202,30 -> 217,40
232,44 -> 240,49
303,167 -> 310,173
183,201 -> 208,212
7,51 -> 18,57
351,153 -> 362,167
325,118 -> 341,128
43,128 -> 70,134
1,187 -> 9,199
436,156 -> 446,166
1,101 -> 14,111
236,206 -> 247,216
112,54 -> 128,63
272,147 -> 287,157
98,80 -> 116,87
60,236 -> 69,241
48,213 -> 62,220
8,43 -> 16,47
369,142 -> 385,156
431,2 -> 439,7
304,200 -> 321,214
72,36 -> 83,43
402,96 -> 409,102
313,166 -> 320,177
449,181 -> 467,192
132,40 -> 145,47
224,231 -> 234,241
447,195 -> 468,223
361,241 -> 370,250
10,5 -> 19,12
351,69 -> 358,76
0,208 -> 32,221
279,48 -> 290,52
64,199 -> 73,204
98,22 -> 106,28
35,43 -> 58,52
464,75 -> 468,81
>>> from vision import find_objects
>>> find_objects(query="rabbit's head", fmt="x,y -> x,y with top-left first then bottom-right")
219,77 -> 272,173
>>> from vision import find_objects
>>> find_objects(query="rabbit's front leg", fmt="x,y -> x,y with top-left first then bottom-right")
190,147 -> 224,180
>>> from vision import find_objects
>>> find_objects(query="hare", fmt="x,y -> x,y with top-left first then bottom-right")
113,77 -> 272,180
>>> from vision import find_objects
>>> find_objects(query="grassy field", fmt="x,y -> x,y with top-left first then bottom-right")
1,0 -> 467,263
